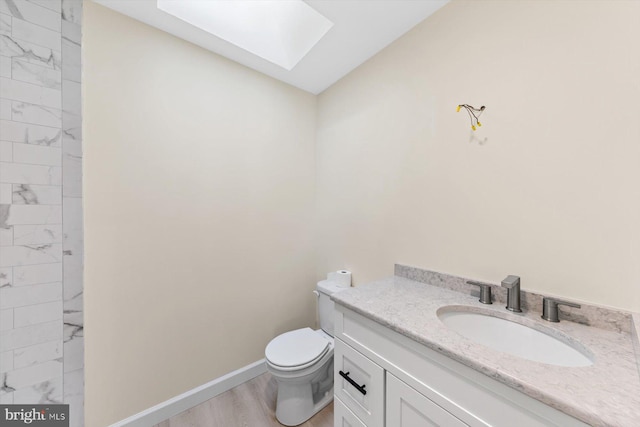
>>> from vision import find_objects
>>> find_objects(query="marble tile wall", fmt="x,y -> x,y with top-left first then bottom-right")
0,0 -> 82,426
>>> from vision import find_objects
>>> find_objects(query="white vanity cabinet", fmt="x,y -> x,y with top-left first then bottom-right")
333,305 -> 589,427
334,339 -> 384,427
386,372 -> 467,426
334,397 -> 367,427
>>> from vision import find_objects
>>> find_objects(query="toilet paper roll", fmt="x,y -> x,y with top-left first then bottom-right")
327,270 -> 352,287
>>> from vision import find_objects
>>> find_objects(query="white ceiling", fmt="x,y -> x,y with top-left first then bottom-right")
93,0 -> 450,94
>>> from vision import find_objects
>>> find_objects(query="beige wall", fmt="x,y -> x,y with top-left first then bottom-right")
316,0 -> 640,311
83,2 -> 317,425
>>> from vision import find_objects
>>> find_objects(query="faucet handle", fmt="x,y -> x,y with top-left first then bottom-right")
466,281 -> 493,305
541,297 -> 581,322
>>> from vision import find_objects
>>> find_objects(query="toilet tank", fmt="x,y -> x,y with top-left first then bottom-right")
317,280 -> 349,337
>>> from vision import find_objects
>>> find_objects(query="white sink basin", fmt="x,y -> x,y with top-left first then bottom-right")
437,307 -> 594,367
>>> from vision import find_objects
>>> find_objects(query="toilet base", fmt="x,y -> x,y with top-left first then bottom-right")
275,384 -> 333,426
266,329 -> 335,426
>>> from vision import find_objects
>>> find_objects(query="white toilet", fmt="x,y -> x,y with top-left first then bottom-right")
265,278 -> 349,426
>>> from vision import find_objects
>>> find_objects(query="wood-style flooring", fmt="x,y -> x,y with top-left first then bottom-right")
154,373 -> 333,427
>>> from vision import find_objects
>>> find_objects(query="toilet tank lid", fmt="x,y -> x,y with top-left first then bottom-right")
317,280 -> 349,295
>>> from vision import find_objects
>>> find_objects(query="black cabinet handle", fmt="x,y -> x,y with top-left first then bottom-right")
339,370 -> 367,395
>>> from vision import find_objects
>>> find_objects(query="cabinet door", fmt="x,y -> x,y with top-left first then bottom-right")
334,396 -> 367,427
334,338 -> 384,427
386,373 -> 468,427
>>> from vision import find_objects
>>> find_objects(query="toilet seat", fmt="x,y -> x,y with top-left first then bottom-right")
266,328 -> 330,371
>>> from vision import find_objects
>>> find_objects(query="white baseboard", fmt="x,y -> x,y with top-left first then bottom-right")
109,359 -> 267,427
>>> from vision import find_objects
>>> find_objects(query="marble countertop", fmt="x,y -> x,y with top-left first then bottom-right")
332,274 -> 640,427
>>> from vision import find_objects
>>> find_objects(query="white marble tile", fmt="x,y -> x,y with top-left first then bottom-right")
12,224 -> 54,246
0,392 -> 13,403
4,359 -> 62,389
61,78 -> 78,115
63,368 -> 83,427
13,262 -> 60,286
0,185 -> 10,205
62,236 -> 81,267
0,225 -> 12,245
0,34 -> 60,69
63,336 -> 81,373
0,308 -> 13,331
0,267 -> 12,287
14,142 -> 61,169
0,281 -> 61,309
0,77 -> 60,109
4,204 -> 62,224
0,350 -> 13,373
0,161 -> 61,184
0,319 -> 61,352
0,203 -> 7,223
63,311 -> 81,343
0,140 -> 12,163
61,37 -> 78,82
0,184 -> 10,203
62,196 -> 80,231
12,183 -> 61,204
0,141 -> 13,163
12,375 -> 62,404
0,54 -> 10,77
0,243 -> 62,267
11,17 -> 60,51
62,151 -> 79,197
61,110 -> 79,143
13,339 -> 61,369
26,0 -> 60,14
62,137 -> 80,158
1,0 -> 86,410
62,272 -> 84,302
0,0 -> 61,32
11,100 -> 62,127
61,0 -> 81,25
14,300 -> 61,328
62,258 -> 80,303
0,13 -> 11,36
0,226 -> 8,249
62,242 -> 81,267
61,19 -> 79,46
13,224 -> 61,245
12,58 -> 61,89
12,141 -> 61,165
62,198 -> 81,295
0,120 -> 61,146
0,97 -> 10,119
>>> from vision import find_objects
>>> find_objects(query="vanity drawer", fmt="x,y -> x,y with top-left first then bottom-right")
387,372 -> 468,426
334,338 -> 384,427
334,396 -> 367,427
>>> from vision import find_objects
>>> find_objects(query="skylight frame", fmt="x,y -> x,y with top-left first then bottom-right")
157,0 -> 334,71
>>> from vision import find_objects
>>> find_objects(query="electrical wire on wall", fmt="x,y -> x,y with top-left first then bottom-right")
457,104 -> 485,131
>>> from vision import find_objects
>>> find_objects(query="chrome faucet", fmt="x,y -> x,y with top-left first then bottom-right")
501,275 -> 522,312
541,297 -> 581,322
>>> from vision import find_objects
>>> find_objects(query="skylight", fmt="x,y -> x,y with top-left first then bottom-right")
157,0 -> 333,71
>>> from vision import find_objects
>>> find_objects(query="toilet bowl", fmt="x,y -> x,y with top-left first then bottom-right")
266,328 -> 334,426
265,277 -> 349,426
